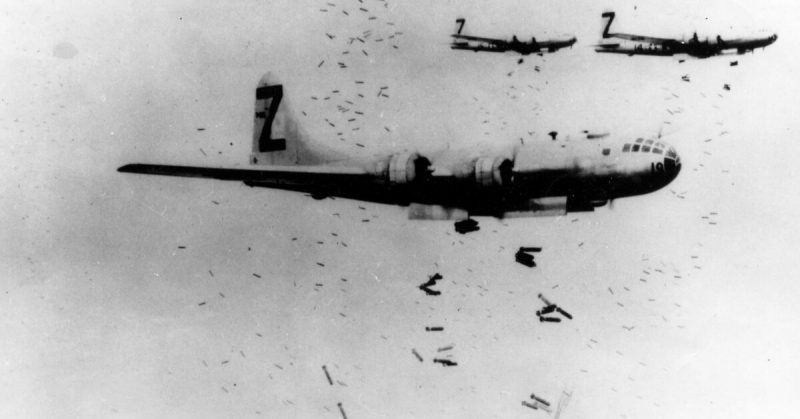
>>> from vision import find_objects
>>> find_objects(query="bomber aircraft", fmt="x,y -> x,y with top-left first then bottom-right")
450,18 -> 577,56
595,11 -> 777,58
119,73 -> 681,225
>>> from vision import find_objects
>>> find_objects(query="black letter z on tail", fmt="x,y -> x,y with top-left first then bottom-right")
256,84 -> 286,152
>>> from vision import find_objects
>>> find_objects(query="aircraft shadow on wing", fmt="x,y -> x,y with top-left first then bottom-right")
450,18 -> 576,56
595,11 -> 777,58
119,73 -> 681,222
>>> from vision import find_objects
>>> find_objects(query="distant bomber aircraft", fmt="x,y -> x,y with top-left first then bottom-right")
595,11 -> 777,58
450,18 -> 576,55
119,73 -> 681,222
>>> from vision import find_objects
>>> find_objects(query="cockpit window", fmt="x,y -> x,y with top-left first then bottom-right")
653,148 -> 663,154
622,144 -> 631,152
667,149 -> 676,159
656,142 -> 664,148
645,139 -> 654,145
632,144 -> 640,152
602,148 -> 610,156
635,138 -> 644,144
642,146 -> 651,152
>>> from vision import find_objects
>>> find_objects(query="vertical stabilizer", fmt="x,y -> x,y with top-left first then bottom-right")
251,72 -> 343,166
454,18 -> 466,35
601,12 -> 615,38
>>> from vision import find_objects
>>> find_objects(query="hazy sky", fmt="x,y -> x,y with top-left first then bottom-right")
1,1 -> 799,418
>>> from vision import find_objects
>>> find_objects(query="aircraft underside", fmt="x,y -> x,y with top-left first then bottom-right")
241,169 -> 659,216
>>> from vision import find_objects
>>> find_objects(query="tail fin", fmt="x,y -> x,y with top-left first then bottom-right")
454,18 -> 466,35
601,11 -> 615,38
251,72 -> 343,166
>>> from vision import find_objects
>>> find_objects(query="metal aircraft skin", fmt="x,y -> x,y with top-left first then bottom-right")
595,11 -> 778,58
118,73 -> 681,220
450,18 -> 577,56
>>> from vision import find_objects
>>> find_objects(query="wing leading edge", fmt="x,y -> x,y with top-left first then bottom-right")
118,163 -> 391,200
118,163 -> 367,181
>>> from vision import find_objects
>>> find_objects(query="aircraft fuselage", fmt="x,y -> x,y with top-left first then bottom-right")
240,137 -> 681,216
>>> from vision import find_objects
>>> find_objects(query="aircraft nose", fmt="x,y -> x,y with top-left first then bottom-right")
662,145 -> 681,180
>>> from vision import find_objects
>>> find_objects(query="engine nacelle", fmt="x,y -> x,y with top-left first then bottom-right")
474,157 -> 513,187
379,153 -> 431,184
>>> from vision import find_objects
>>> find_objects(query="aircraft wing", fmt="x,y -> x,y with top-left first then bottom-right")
594,45 -> 674,56
118,163 -> 400,202
537,38 -> 577,51
451,33 -> 505,43
118,163 -> 368,182
119,157 -> 602,219
608,33 -> 675,45
450,42 -> 509,53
